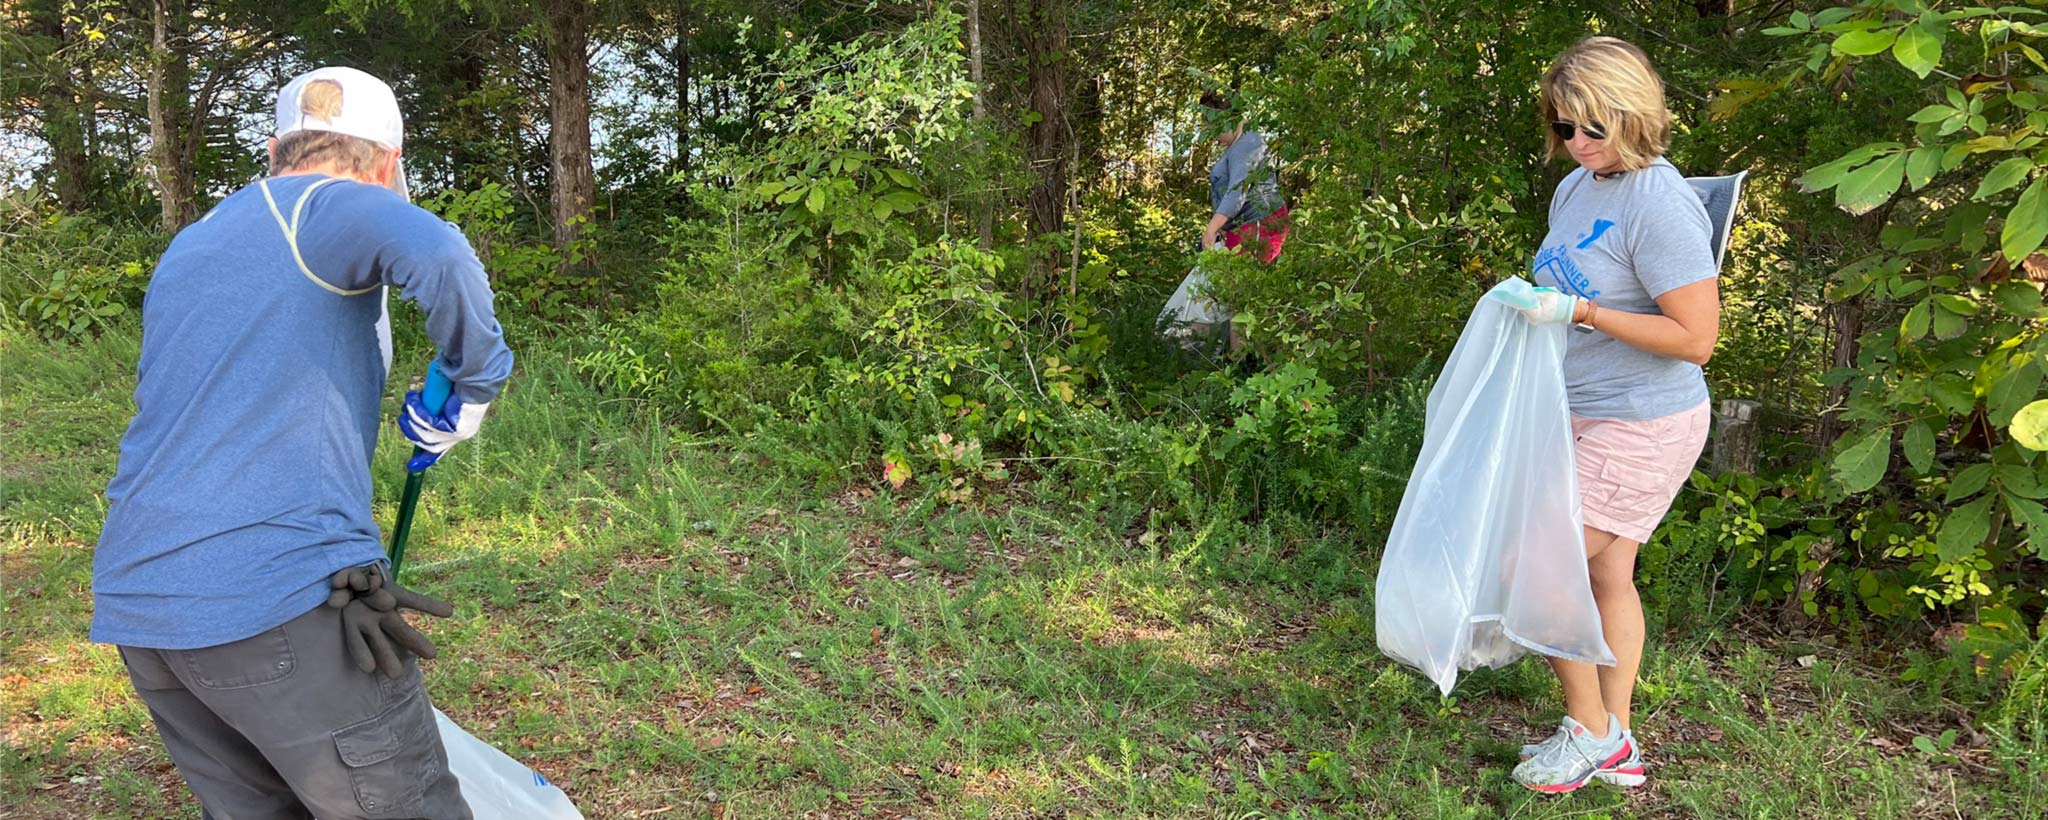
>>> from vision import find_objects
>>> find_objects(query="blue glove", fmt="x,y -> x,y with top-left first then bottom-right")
397,390 -> 489,471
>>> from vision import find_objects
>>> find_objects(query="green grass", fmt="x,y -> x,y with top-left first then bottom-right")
2,322 -> 2039,819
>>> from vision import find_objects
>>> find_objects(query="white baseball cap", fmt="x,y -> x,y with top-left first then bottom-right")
274,66 -> 409,198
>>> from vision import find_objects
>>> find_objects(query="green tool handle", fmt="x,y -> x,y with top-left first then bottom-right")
388,362 -> 452,580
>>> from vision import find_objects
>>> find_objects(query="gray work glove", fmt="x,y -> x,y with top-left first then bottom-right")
324,565 -> 455,679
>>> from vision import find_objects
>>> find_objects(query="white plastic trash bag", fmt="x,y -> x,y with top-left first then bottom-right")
435,708 -> 585,819
1158,265 -> 1232,341
1374,277 -> 1615,696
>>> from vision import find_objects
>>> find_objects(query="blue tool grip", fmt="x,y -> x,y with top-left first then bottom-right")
404,361 -> 456,474
422,360 -> 454,419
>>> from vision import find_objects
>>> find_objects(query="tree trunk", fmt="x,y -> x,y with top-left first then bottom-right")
148,0 -> 197,231
967,0 -> 985,120
673,0 -> 692,176
967,0 -> 992,249
30,3 -> 91,211
450,43 -> 490,188
1022,0 -> 1070,283
1817,298 -> 1862,447
546,0 -> 597,252
1075,70 -> 1105,183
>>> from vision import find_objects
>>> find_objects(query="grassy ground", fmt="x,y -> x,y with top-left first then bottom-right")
3,323 -> 2040,819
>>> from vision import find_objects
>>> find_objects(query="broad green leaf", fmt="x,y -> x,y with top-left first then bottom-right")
2012,399 -> 2048,451
1836,149 -> 1907,215
1901,297 -> 1932,340
1993,282 -> 2044,316
880,189 -> 922,211
1833,427 -> 1892,493
1975,157 -> 2034,199
1946,202 -> 1994,243
1906,146 -> 1943,190
1999,464 -> 2047,499
1948,463 -> 1993,504
1930,374 -> 1977,415
805,186 -> 827,214
2007,494 -> 2048,542
2001,176 -> 2048,262
1892,23 -> 1944,78
1791,10 -> 1810,28
1934,498 -> 1992,562
1833,27 -> 1897,56
1799,142 -> 1903,192
1907,104 -> 1956,123
1813,7 -> 1856,28
1903,421 -> 1936,474
1931,294 -> 1980,316
1990,360 -> 2043,426
1932,305 -> 1967,340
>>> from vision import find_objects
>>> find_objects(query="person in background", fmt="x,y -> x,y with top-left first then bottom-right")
1198,90 -> 1289,262
91,66 -> 513,819
1510,36 -> 1721,794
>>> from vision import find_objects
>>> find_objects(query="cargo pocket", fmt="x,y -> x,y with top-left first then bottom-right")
1593,453 -> 1673,522
333,686 -> 442,817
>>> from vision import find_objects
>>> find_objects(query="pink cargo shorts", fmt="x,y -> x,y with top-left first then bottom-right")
1571,400 -> 1711,544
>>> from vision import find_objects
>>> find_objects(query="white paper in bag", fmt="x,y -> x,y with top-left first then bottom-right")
435,709 -> 585,819
1374,278 -> 1615,695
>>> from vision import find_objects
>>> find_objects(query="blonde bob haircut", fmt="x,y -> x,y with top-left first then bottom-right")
1539,37 -> 1671,172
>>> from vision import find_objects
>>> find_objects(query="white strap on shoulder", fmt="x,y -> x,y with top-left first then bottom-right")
259,177 -> 378,297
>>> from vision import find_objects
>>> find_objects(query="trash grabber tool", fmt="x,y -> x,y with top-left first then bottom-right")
388,361 -> 452,581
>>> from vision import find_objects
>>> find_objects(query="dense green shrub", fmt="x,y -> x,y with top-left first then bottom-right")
419,183 -> 603,322
1742,3 -> 2048,626
0,202 -> 163,341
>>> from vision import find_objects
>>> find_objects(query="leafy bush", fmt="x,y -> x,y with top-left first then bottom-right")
420,183 -> 600,322
0,204 -> 163,340
1742,3 -> 2048,625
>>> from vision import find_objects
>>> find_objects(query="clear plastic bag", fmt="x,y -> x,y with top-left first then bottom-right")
1374,278 -> 1615,695
435,708 -> 586,819
1158,265 -> 1232,342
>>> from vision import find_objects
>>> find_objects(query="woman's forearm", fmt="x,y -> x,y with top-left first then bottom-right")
1203,212 -> 1230,250
1576,300 -> 1716,365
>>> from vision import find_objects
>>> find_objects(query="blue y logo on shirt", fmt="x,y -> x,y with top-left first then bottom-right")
1576,219 -> 1616,249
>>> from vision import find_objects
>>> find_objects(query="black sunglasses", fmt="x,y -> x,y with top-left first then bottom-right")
1550,120 -> 1608,141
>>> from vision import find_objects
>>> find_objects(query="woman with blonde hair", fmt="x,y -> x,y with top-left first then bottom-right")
1508,36 -> 1721,793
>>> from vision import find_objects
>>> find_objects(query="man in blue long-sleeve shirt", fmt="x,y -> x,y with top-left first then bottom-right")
92,66 -> 511,819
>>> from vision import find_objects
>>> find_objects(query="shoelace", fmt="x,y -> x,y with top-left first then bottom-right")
1525,726 -> 1569,756
1529,728 -> 1607,770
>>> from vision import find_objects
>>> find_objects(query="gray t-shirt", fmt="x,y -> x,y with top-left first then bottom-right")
1209,131 -> 1283,228
1533,158 -> 1717,420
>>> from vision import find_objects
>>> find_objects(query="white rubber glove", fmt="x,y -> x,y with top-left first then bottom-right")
1519,286 -> 1579,326
397,390 -> 489,470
